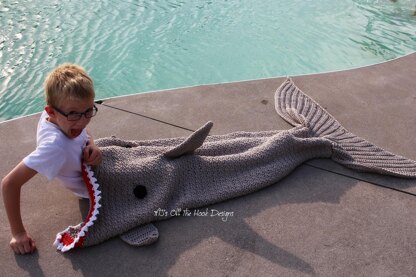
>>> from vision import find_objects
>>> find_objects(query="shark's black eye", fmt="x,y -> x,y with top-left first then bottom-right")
134,185 -> 147,199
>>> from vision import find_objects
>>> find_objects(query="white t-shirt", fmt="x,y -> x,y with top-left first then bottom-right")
23,111 -> 89,198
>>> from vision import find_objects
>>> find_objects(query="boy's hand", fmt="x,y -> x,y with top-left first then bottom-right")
10,231 -> 36,255
83,143 -> 102,166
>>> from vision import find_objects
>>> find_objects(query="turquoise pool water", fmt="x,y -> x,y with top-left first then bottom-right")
1,0 -> 415,122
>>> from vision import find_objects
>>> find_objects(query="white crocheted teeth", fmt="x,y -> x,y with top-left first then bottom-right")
53,164 -> 102,252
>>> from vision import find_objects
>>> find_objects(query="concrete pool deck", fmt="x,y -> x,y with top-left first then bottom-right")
1,52 -> 416,276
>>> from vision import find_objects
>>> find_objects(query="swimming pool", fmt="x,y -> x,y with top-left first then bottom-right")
0,0 -> 415,122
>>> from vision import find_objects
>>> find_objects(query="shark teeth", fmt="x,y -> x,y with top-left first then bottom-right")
53,163 -> 102,252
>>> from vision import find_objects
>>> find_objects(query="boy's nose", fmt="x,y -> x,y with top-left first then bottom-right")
75,116 -> 91,128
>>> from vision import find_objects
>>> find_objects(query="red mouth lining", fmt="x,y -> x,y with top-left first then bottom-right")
53,163 -> 101,252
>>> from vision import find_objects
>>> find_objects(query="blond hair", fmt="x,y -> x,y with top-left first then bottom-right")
44,63 -> 95,107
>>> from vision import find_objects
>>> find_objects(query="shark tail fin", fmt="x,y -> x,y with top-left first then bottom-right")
275,78 -> 416,178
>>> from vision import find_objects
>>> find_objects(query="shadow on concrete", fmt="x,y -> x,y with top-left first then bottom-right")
56,164 -> 360,276
307,159 -> 416,196
14,250 -> 45,277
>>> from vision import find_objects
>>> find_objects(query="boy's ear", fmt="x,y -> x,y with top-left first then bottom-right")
44,106 -> 58,123
44,106 -> 55,116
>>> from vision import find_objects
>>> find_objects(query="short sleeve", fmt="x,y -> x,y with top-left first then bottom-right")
23,143 -> 67,181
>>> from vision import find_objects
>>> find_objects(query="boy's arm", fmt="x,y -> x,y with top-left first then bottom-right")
1,161 -> 37,254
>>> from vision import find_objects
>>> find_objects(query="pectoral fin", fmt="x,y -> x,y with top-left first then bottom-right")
164,121 -> 213,158
119,223 -> 159,246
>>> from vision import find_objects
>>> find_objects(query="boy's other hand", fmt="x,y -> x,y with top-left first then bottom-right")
83,143 -> 102,166
10,231 -> 36,255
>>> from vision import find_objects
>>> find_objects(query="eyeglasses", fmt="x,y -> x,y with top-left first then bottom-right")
53,105 -> 98,121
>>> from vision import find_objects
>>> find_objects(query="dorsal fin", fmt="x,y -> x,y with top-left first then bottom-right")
164,121 -> 213,158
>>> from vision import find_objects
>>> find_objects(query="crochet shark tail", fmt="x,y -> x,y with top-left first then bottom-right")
275,78 -> 416,178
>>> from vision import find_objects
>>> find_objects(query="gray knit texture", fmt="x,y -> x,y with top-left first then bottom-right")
74,78 -> 416,248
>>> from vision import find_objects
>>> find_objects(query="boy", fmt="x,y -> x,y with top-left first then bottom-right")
1,64 -> 102,255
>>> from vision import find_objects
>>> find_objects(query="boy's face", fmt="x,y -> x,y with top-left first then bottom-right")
45,97 -> 95,139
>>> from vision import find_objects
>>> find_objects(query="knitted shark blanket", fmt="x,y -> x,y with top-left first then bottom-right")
54,78 -> 416,252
